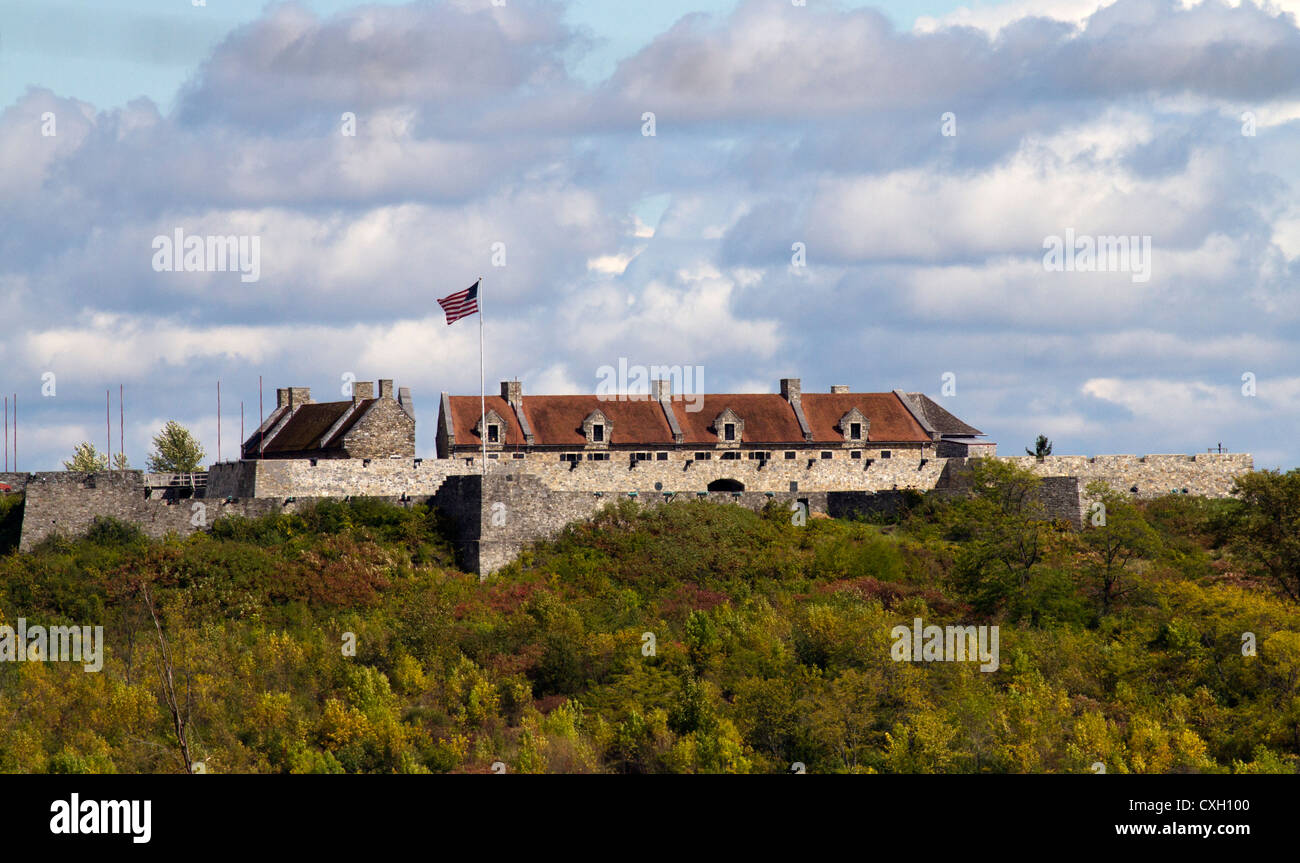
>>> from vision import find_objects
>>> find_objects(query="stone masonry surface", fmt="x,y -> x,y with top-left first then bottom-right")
16,452 -> 1254,573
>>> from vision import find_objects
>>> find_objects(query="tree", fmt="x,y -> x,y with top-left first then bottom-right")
1078,482 -> 1161,614
139,580 -> 196,773
1026,434 -> 1053,457
112,452 -> 131,470
147,421 -> 206,473
63,442 -> 109,472
1231,469 -> 1300,601
953,458 -> 1053,615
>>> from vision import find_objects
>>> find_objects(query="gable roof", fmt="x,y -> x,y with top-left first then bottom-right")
802,393 -> 929,442
444,391 -> 936,447
900,392 -> 983,437
245,399 -> 376,456
447,395 -> 675,446
671,395 -> 804,444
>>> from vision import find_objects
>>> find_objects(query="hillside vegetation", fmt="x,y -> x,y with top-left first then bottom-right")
1,461 -> 1298,774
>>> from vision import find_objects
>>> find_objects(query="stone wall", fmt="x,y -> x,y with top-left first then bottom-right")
343,398 -> 416,458
1001,453 -> 1251,499
202,452 -> 1251,502
207,458 -> 461,499
21,471 -> 204,550
463,473 -> 923,576
16,470 -> 431,551
216,452 -> 952,498
16,452 -> 1255,573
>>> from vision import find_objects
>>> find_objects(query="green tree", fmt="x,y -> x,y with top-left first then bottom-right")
1026,434 -> 1053,457
112,452 -> 130,470
146,421 -> 206,473
953,458 -> 1052,615
63,442 -> 109,472
1079,482 -> 1161,614
1231,469 -> 1300,601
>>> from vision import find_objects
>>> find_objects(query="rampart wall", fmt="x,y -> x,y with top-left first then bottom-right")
14,452 -> 1254,573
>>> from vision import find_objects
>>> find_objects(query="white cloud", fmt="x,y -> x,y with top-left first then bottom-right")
6,0 -> 1300,471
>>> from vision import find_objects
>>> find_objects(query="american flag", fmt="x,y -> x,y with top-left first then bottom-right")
437,280 -> 480,325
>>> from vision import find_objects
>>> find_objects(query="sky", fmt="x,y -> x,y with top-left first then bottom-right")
1,0 -> 1298,471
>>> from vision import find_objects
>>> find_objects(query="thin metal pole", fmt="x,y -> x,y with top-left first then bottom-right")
258,376 -> 263,460
4,396 -> 7,472
106,389 -> 111,468
120,384 -> 124,466
240,401 -> 244,459
217,380 -> 222,462
479,276 -> 486,477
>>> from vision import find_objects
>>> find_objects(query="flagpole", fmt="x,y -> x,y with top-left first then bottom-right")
478,276 -> 485,477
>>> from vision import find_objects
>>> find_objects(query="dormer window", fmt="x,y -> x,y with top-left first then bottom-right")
837,408 -> 869,447
713,408 -> 744,447
474,409 -> 508,450
582,409 -> 612,448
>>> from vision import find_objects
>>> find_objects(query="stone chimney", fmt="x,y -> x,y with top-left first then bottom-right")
276,388 -> 290,409
651,379 -> 671,401
352,381 -> 374,403
779,378 -> 802,406
501,380 -> 523,409
378,379 -> 394,400
287,387 -> 311,409
781,378 -> 813,442
830,385 -> 849,394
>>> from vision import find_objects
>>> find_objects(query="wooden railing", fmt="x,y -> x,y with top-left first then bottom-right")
143,472 -> 208,489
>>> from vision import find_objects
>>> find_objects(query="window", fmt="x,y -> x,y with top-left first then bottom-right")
560,453 -> 580,463
881,450 -> 891,459
512,452 -> 525,459
722,451 -> 741,460
587,452 -> 609,461
656,452 -> 668,461
724,423 -> 736,441
633,452 -> 651,461
488,453 -> 499,459
850,422 -> 862,439
747,451 -> 768,460
821,451 -> 833,459
851,450 -> 862,459
592,424 -> 604,442
487,424 -> 499,443
785,451 -> 796,459
694,452 -> 711,460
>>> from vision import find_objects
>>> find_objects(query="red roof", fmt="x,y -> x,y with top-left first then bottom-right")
446,391 -> 931,447
802,393 -> 929,442
447,396 -> 529,446
670,394 -> 804,444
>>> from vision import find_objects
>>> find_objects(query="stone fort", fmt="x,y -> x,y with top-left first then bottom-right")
3,377 -> 1253,574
